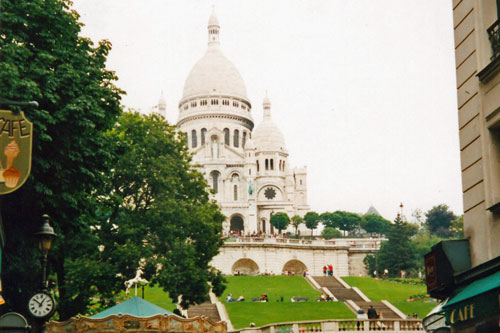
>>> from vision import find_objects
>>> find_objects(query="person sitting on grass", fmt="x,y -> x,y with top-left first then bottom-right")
237,294 -> 245,302
226,294 -> 235,303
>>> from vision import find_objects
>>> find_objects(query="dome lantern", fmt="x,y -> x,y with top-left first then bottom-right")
208,6 -> 220,45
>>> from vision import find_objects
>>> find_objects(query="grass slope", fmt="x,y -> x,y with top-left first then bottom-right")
341,277 -> 437,318
221,276 -> 355,329
141,285 -> 175,312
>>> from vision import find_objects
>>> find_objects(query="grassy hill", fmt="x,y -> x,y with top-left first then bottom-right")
341,277 -> 437,318
222,276 -> 355,329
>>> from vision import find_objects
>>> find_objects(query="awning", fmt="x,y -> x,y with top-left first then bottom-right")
443,270 -> 500,325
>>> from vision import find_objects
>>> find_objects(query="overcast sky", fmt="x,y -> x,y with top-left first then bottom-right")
71,0 -> 462,221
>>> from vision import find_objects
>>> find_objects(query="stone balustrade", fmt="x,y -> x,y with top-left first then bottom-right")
225,237 -> 384,249
234,319 -> 423,332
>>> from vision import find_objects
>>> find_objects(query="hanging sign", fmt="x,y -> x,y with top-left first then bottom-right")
0,110 -> 32,195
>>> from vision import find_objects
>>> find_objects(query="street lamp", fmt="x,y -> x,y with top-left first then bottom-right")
34,215 -> 56,290
28,215 -> 57,332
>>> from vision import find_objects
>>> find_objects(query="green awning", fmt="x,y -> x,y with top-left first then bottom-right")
91,296 -> 176,319
443,270 -> 500,325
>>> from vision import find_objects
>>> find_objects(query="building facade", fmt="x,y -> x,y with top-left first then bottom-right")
174,10 -> 309,235
424,2 -> 500,332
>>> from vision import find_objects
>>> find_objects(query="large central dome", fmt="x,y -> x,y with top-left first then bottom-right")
181,10 -> 248,101
182,47 -> 248,100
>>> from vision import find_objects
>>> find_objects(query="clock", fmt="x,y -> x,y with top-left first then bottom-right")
28,292 -> 55,318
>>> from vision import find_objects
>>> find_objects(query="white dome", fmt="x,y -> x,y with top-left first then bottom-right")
182,47 -> 248,100
253,119 -> 286,152
252,96 -> 286,152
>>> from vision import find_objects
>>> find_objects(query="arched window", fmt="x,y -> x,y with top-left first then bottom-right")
283,161 -> 285,171
249,169 -> 251,175
279,160 -> 282,171
201,128 -> 207,146
234,129 -> 239,148
270,159 -> 274,170
234,184 -> 238,201
191,130 -> 197,148
210,171 -> 220,193
265,159 -> 269,170
224,128 -> 230,145
257,160 -> 260,172
300,179 -> 302,185
242,132 -> 247,148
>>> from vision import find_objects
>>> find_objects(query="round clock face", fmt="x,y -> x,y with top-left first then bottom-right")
28,292 -> 55,318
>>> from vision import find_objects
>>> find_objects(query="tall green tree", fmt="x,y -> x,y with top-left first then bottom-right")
425,204 -> 456,238
361,214 -> 392,236
270,212 -> 290,235
322,227 -> 342,240
0,0 -> 122,320
95,112 -> 226,309
321,211 -> 361,236
376,215 -> 418,277
290,215 -> 304,236
304,211 -> 320,236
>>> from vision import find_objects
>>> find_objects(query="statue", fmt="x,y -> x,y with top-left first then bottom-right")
248,180 -> 254,196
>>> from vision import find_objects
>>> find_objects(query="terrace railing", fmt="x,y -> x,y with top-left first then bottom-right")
225,237 -> 384,249
234,319 -> 423,333
488,19 -> 500,60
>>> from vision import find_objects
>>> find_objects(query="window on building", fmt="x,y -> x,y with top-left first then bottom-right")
242,132 -> 247,148
234,184 -> 238,201
201,100 -> 207,106
211,99 -> 219,105
191,129 -> 197,148
233,101 -> 239,107
210,171 -> 220,193
265,159 -> 269,170
184,104 -> 188,110
249,169 -> 251,175
283,161 -> 285,170
201,128 -> 207,145
234,129 -> 239,148
224,128 -> 230,145
300,179 -> 303,185
270,159 -> 274,170
257,160 -> 260,171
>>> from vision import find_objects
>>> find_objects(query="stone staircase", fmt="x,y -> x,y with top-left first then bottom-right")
313,276 -> 363,302
356,301 -> 400,319
186,302 -> 221,322
312,276 -> 401,319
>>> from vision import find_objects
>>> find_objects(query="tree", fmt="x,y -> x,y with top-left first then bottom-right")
322,227 -> 342,240
290,215 -> 304,236
95,112 -> 226,309
412,229 -> 445,273
361,214 -> 392,236
376,215 -> 418,277
450,215 -> 464,238
0,0 -> 122,320
270,212 -> 290,235
304,211 -> 320,235
321,211 -> 362,236
425,204 -> 456,238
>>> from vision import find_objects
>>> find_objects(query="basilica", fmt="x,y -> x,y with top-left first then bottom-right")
162,10 -> 310,235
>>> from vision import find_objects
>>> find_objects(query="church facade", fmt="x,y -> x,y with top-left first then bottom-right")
173,10 -> 309,235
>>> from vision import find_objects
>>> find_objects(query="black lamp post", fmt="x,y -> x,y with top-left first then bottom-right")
34,215 -> 56,290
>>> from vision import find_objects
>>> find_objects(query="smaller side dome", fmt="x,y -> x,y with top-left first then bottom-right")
252,95 -> 287,152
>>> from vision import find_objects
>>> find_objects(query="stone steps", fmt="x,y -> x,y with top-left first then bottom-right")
356,301 -> 400,319
312,276 -> 363,301
186,302 -> 221,322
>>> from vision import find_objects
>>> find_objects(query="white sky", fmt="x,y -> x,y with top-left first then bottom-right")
71,0 -> 462,221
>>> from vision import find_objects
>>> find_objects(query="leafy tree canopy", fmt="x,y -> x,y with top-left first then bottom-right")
361,214 -> 392,236
322,227 -> 342,240
0,0 -> 122,320
304,211 -> 320,232
95,112 -> 226,310
290,215 -> 303,235
425,204 -> 456,238
321,211 -> 362,236
270,212 -> 290,234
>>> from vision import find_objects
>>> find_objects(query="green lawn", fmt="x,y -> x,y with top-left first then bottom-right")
221,276 -> 355,329
226,302 -> 355,329
219,276 -> 321,302
341,277 -> 438,318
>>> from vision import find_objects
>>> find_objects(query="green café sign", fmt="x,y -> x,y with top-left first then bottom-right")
445,289 -> 500,325
0,110 -> 32,195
